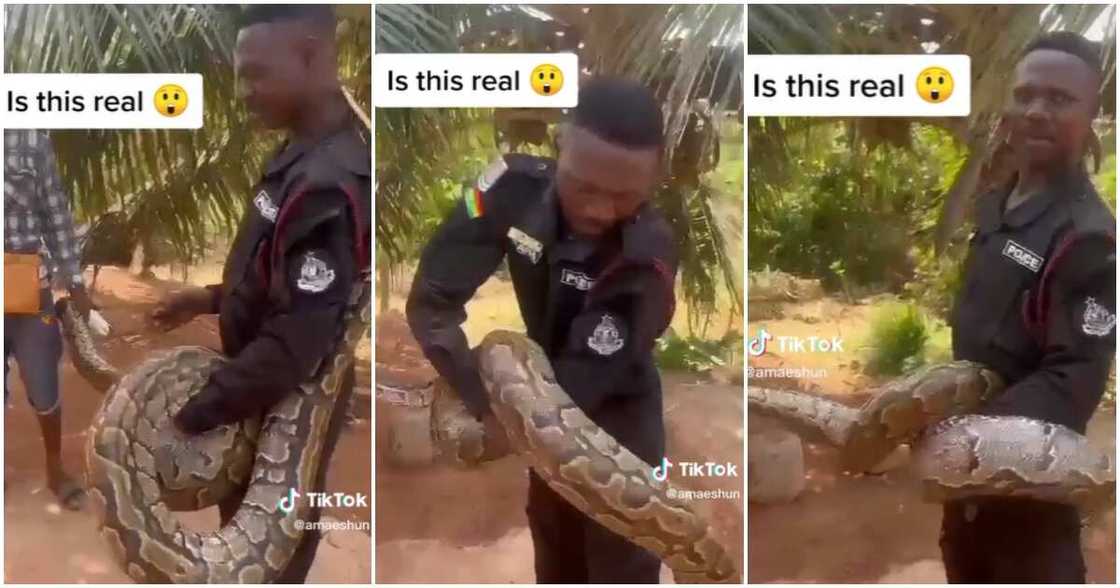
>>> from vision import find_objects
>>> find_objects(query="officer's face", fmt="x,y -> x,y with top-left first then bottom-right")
235,23 -> 311,129
1006,49 -> 1099,172
556,126 -> 660,239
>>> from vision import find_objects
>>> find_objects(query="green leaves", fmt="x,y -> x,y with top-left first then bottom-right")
4,4 -> 370,266
374,5 -> 744,328
748,4 -> 1117,256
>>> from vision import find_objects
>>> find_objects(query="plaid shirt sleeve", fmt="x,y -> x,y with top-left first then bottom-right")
33,131 -> 84,287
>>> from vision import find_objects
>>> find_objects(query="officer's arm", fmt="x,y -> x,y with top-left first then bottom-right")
552,259 -> 677,413
406,190 -> 505,419
982,235 -> 1116,432
174,197 -> 357,433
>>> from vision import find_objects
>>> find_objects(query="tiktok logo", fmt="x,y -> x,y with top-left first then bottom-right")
278,488 -> 299,513
652,457 -> 672,481
747,327 -> 772,357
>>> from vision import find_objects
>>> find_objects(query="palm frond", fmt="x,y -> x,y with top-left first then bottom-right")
5,4 -> 371,264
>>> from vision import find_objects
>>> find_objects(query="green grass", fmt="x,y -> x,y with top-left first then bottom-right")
863,301 -> 930,376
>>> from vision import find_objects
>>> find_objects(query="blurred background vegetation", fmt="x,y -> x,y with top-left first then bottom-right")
746,4 -> 1116,380
4,4 -> 371,275
375,5 -> 745,350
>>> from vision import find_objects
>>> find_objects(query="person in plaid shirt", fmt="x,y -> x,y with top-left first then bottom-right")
4,128 -> 92,511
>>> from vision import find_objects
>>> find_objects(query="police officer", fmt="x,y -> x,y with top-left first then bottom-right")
407,78 -> 677,583
944,32 -> 1115,583
148,5 -> 370,582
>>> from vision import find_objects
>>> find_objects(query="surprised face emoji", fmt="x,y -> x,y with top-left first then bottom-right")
154,84 -> 188,117
530,64 -> 564,97
916,67 -> 954,103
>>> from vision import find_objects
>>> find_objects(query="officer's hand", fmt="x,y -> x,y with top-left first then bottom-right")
173,392 -> 226,435
150,287 -> 213,332
68,286 -> 94,321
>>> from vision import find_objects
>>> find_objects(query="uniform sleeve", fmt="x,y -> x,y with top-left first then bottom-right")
174,193 -> 357,433
406,192 -> 505,420
34,132 -> 83,287
552,258 -> 677,414
981,235 -> 1116,432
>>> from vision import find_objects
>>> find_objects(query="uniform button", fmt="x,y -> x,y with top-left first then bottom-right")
538,163 -> 548,171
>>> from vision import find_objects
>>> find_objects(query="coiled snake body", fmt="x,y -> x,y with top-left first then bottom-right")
59,280 -> 371,583
421,331 -> 741,584
748,361 -> 1115,510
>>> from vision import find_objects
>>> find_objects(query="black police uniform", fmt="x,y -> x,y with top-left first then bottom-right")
174,120 -> 371,583
407,154 -> 678,583
944,168 -> 1116,583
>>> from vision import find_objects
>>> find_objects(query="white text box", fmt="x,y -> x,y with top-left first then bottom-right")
374,53 -> 578,108
4,74 -> 204,129
745,55 -> 970,117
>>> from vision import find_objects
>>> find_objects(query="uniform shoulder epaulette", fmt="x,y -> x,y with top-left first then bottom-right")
465,154 -> 555,219
622,205 -> 677,266
502,153 -> 555,179
1067,186 -> 1116,238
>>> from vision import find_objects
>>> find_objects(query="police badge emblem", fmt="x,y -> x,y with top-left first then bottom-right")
1081,297 -> 1116,337
296,251 -> 336,293
254,190 -> 278,222
587,314 -> 624,356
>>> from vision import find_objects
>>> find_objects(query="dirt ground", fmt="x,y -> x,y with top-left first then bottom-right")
747,297 -> 1117,583
374,276 -> 744,583
4,267 -> 371,583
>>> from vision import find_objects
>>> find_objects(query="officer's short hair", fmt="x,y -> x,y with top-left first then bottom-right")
571,77 -> 663,150
1023,31 -> 1102,80
240,4 -> 336,30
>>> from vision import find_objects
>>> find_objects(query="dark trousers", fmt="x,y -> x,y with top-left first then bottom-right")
4,289 -> 63,413
940,497 -> 1086,583
526,382 -> 665,584
218,366 -> 355,584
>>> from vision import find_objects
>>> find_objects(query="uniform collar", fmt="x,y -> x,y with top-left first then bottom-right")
264,119 -> 369,178
978,169 -> 1091,233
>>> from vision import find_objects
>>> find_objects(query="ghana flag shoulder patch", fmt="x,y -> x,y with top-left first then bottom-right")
464,185 -> 485,218
464,157 -> 509,218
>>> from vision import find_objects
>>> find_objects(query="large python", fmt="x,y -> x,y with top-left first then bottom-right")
380,330 -> 741,584
748,361 -> 1115,510
58,278 -> 371,583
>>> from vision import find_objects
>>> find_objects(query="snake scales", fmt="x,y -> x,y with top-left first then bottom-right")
748,361 -> 1115,510
57,278 -> 370,583
418,330 -> 740,584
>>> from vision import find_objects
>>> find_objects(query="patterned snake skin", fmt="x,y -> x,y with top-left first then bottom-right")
59,279 -> 371,583
748,360 -> 1115,510
425,330 -> 741,583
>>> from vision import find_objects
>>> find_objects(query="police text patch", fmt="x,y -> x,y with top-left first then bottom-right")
1081,297 -> 1116,337
1001,239 -> 1043,273
296,251 -> 336,293
587,314 -> 624,356
560,269 -> 595,291
254,190 -> 278,222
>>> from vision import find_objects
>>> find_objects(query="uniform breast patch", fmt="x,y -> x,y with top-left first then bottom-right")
587,314 -> 624,356
560,269 -> 595,291
254,190 -> 278,222
1001,239 -> 1043,273
296,250 -> 336,293
1081,297 -> 1116,337
507,227 -> 543,264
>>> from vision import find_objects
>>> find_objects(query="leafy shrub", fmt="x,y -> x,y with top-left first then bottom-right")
655,329 -> 742,373
864,302 -> 929,376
